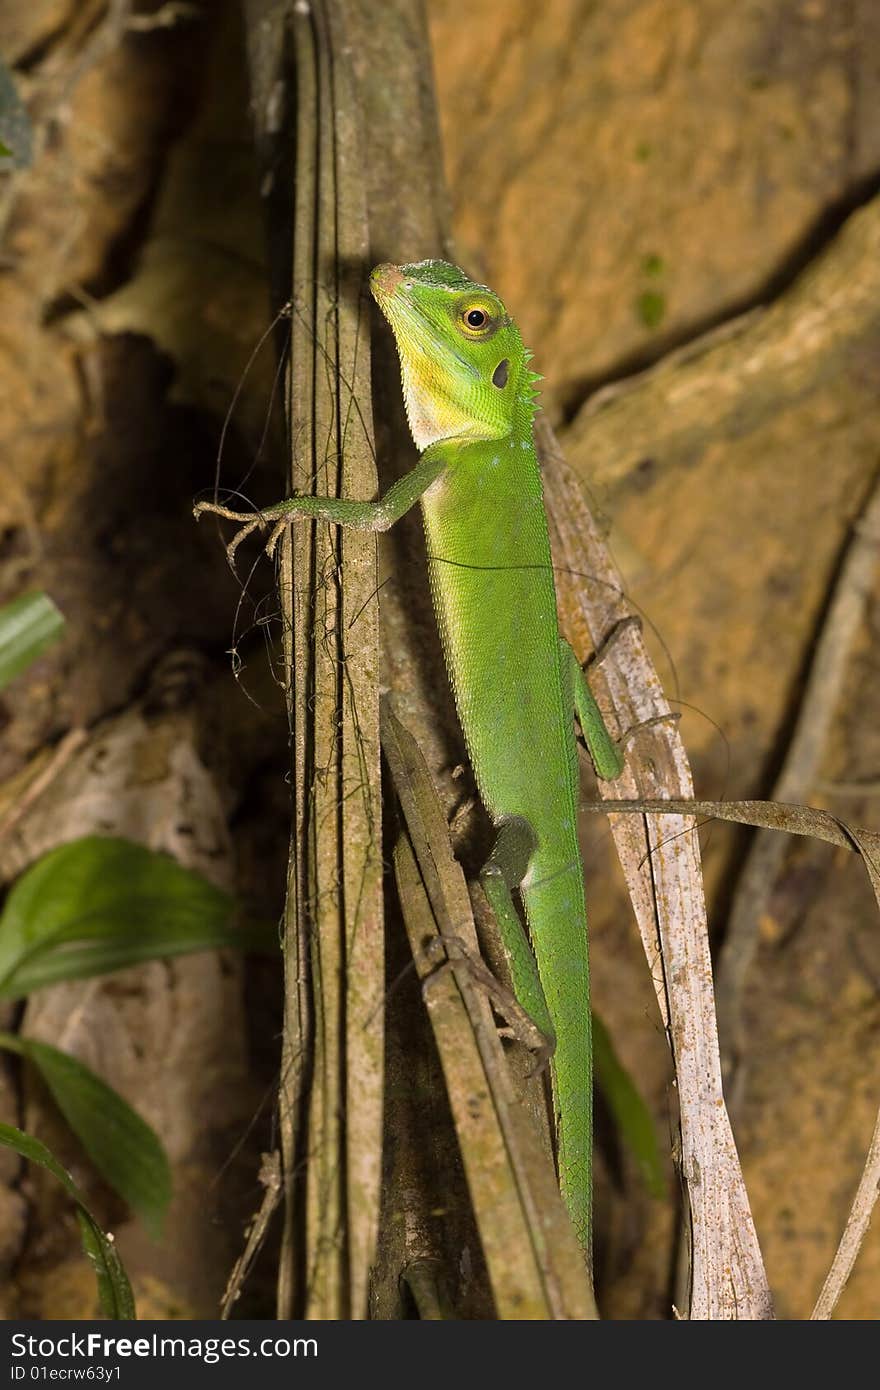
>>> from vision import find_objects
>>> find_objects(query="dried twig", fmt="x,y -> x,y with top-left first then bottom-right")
0,728 -> 88,844
811,1109 -> 880,1319
578,791 -> 880,1318
541,420 -> 773,1320
220,1151 -> 283,1320
716,472 -> 880,1067
244,0 -> 384,1319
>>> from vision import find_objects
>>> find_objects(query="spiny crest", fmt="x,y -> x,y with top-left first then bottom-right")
522,349 -> 542,419
399,259 -> 490,293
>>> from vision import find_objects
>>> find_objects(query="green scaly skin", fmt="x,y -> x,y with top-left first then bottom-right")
194,259 -> 623,1255
422,395 -> 600,1246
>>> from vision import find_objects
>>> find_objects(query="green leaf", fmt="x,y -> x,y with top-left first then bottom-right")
0,592 -> 65,691
0,835 -> 276,997
0,1032 -> 171,1240
593,1011 -> 666,1199
0,1121 -> 135,1318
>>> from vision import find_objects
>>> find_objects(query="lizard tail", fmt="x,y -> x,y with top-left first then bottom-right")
522,858 -> 593,1255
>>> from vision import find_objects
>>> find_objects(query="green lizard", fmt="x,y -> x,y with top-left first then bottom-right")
195,260 -> 623,1253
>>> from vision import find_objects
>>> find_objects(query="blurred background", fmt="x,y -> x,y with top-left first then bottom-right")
1,0 -> 878,1319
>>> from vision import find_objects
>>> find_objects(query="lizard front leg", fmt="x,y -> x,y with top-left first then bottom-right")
193,449 -> 447,561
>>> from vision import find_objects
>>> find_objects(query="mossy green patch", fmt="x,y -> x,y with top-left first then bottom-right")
636,289 -> 666,329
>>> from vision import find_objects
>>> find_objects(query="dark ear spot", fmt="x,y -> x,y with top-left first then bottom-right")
492,358 -> 509,389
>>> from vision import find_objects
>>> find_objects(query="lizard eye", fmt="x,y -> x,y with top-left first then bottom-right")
463,307 -> 488,328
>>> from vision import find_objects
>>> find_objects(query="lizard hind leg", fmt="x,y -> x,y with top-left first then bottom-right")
480,818 -> 594,1253
561,637 -> 624,781
479,816 -> 555,1047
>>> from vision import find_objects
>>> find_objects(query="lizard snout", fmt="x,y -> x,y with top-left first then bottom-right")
370,263 -> 404,301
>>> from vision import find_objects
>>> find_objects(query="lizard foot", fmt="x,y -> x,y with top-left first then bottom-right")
193,501 -> 290,565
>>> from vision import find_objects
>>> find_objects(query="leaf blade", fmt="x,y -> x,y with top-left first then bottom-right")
0,592 -> 65,691
593,1010 -> 666,1199
0,1121 -> 135,1318
0,1032 -> 172,1240
0,835 -> 275,997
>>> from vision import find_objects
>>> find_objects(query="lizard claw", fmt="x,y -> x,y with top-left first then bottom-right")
192,500 -> 277,567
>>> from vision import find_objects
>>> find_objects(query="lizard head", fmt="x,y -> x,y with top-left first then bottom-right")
370,259 -> 538,451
